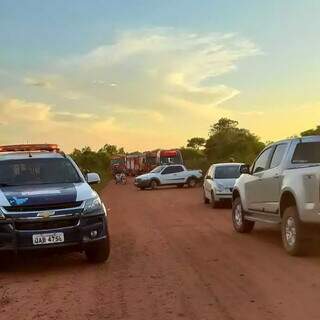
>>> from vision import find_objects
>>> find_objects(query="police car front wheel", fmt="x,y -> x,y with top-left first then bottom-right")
85,237 -> 110,263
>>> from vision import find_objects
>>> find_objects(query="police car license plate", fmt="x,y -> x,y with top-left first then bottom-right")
32,232 -> 64,245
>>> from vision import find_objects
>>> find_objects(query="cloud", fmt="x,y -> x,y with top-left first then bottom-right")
0,98 -> 123,149
0,99 -> 51,124
24,77 -> 53,89
54,28 -> 259,111
8,28 -> 261,150
237,111 -> 264,116
53,111 -> 97,122
114,107 -> 165,123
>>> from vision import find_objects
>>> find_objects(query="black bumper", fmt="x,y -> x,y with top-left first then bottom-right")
0,214 -> 108,252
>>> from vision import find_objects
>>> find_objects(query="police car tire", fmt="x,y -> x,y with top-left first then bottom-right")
86,232 -> 110,263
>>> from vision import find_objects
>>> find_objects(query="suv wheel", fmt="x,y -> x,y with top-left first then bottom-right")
232,197 -> 254,233
281,206 -> 305,256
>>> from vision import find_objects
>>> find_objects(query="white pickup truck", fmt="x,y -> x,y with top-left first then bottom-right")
135,165 -> 202,190
232,136 -> 320,255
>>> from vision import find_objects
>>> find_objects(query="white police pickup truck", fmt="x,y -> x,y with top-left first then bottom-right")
0,144 -> 110,263
232,136 -> 320,256
135,165 -> 202,189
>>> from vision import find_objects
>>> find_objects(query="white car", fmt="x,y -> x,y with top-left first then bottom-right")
135,165 -> 202,189
203,163 -> 243,207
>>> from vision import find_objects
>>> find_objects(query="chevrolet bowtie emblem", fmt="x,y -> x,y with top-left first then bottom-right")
37,211 -> 55,218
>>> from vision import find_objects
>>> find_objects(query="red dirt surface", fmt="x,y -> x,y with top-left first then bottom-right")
1,180 -> 320,320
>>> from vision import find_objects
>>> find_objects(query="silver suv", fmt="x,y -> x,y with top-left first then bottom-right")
232,136 -> 320,255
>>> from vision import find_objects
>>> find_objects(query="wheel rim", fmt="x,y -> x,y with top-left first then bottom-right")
189,179 -> 196,187
234,203 -> 243,226
151,181 -> 156,188
285,217 -> 296,247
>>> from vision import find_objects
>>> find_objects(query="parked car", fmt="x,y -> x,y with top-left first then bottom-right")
232,136 -> 320,255
134,165 -> 202,190
0,144 -> 110,263
203,163 -> 243,207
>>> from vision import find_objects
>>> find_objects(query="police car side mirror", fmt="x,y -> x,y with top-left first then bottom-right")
86,172 -> 101,185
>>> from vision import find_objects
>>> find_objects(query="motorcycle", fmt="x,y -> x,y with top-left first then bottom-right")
115,172 -> 127,185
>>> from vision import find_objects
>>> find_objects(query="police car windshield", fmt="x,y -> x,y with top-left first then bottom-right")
0,158 -> 82,186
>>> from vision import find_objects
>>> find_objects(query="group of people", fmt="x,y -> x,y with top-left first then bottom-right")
112,166 -> 127,184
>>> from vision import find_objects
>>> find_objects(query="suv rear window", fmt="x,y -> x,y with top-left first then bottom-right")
0,158 -> 82,186
292,142 -> 320,164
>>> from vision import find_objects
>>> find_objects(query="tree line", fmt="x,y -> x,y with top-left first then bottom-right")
70,144 -> 125,190
69,118 -> 320,185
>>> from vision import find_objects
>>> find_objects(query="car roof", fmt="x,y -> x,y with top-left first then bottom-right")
269,135 -> 320,146
212,163 -> 243,167
0,152 -> 65,161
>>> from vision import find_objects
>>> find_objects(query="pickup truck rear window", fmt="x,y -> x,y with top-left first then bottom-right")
292,142 -> 320,164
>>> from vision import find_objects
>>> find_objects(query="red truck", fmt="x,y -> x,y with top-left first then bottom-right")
126,152 -> 146,176
111,155 -> 126,175
157,149 -> 183,165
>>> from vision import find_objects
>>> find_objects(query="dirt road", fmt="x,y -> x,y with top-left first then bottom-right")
1,180 -> 320,320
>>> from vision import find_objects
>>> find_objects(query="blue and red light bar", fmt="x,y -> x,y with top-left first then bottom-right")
0,144 -> 60,153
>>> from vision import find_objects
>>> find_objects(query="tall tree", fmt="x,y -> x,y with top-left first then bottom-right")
205,118 -> 265,164
301,125 -> 320,136
187,137 -> 206,149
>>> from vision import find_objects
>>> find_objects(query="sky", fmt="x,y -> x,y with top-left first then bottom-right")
1,0 -> 320,152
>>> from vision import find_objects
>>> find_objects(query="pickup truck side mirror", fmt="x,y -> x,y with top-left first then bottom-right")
240,164 -> 251,175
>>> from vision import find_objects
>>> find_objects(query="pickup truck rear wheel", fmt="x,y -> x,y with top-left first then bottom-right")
187,178 -> 197,188
232,197 -> 254,233
281,206 -> 306,256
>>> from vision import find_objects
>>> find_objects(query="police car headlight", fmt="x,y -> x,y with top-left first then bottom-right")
0,208 -> 6,220
83,196 -> 103,214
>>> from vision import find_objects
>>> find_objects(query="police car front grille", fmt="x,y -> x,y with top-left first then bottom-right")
15,218 -> 79,231
3,201 -> 83,212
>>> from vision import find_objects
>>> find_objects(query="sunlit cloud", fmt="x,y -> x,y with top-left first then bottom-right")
24,77 -> 53,89
2,28 -> 261,150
